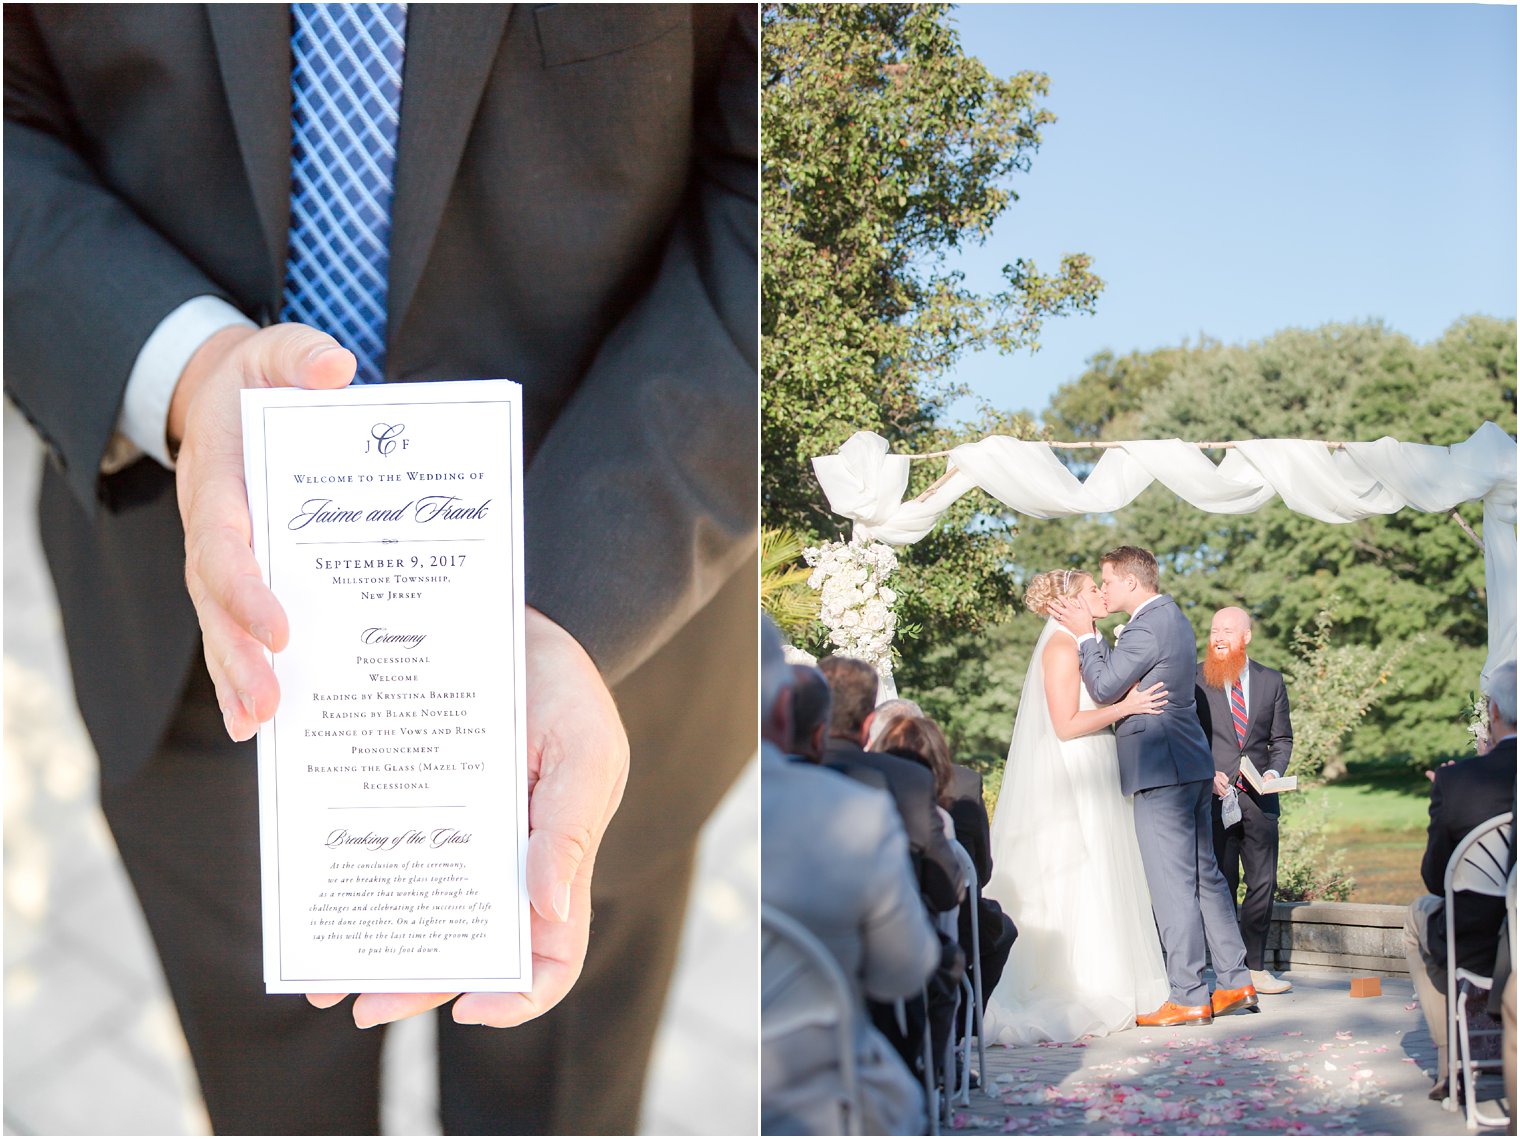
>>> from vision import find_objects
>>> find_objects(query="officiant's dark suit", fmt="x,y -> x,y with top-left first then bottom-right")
5,5 -> 755,1133
1196,659 -> 1293,973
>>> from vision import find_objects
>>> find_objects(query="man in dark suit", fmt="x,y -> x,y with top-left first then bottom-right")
1053,545 -> 1255,1027
933,748 -> 1018,1033
5,5 -> 755,1133
819,657 -> 965,1088
1196,606 -> 1295,995
1402,660 -> 1517,1101
817,656 -> 965,913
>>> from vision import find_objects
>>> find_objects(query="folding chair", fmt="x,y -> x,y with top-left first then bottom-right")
950,841 -> 985,1108
1444,811 -> 1513,1130
762,904 -> 863,1136
895,991 -> 939,1135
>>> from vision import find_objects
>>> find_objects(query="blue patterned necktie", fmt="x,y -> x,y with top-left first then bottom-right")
281,3 -> 408,385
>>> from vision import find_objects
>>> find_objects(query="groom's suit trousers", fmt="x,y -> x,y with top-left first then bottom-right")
1133,780 -> 1251,1006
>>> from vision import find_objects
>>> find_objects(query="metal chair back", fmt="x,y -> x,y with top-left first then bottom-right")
1442,811 -> 1513,1130
762,904 -> 863,1136
950,840 -> 986,1107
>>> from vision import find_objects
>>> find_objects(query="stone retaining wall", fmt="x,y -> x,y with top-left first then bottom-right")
1266,901 -> 1410,976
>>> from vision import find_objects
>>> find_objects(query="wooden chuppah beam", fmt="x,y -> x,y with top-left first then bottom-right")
908,437 -> 1353,461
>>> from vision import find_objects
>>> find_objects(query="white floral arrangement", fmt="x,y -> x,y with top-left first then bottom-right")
803,537 -> 899,671
1461,690 -> 1491,753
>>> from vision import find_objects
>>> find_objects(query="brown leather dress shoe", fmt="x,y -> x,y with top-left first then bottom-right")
1136,1000 -> 1213,1027
1210,983 -> 1260,1016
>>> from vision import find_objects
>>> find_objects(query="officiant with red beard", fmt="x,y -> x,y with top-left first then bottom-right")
1195,607 -> 1295,996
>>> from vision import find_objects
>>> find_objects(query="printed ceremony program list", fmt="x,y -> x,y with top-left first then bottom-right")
242,380 -> 530,994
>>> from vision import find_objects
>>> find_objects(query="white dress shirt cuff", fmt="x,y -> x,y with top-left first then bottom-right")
1076,632 -> 1098,646
107,295 -> 257,472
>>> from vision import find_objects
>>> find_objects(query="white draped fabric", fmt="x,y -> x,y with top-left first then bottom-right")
812,422 -> 1518,680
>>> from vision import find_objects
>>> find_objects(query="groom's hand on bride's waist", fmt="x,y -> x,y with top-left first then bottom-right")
305,607 -> 631,1029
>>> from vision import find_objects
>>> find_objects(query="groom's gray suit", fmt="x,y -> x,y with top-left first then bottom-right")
1077,594 -> 1251,1006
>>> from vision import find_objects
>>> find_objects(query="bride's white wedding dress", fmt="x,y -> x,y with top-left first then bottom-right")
981,620 -> 1169,1043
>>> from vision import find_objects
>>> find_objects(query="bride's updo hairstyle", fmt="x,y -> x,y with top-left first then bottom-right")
1023,568 -> 1090,617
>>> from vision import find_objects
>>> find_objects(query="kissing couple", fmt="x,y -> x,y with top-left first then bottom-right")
981,545 -> 1257,1042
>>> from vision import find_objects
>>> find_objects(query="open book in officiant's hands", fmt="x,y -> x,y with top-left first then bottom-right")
1239,755 -> 1297,794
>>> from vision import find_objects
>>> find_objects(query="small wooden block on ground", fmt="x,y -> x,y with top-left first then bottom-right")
1350,976 -> 1382,997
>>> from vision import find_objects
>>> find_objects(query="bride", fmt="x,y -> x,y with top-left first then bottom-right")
981,568 -> 1171,1043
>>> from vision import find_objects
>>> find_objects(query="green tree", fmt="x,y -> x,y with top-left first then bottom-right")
1015,317 -> 1516,771
1282,605 -> 1416,782
762,3 -> 1102,651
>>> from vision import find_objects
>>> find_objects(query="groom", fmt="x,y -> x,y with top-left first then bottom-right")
1053,546 -> 1257,1026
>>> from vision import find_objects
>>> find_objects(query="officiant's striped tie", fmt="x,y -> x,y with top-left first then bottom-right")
1230,680 -> 1249,747
281,2 -> 408,385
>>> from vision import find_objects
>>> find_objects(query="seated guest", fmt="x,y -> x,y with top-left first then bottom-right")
761,621 -> 939,1135
1502,882 -> 1516,1114
878,716 -> 1018,1029
1492,868 -> 1515,1114
788,664 -> 833,764
819,657 -> 965,913
868,697 -> 925,750
1402,660 -> 1518,1101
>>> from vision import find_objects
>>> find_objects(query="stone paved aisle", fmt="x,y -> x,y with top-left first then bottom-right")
952,972 -> 1509,1136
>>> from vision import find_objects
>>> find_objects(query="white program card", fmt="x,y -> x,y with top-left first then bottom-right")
241,380 -> 530,994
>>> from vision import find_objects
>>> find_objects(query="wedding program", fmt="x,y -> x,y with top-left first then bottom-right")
242,380 -> 530,994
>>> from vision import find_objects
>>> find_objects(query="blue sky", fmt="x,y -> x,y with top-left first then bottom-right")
941,3 -> 1517,425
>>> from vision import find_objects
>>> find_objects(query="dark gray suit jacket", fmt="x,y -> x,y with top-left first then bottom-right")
1077,594 -> 1216,796
825,739 -> 966,913
1195,658 -> 1294,815
4,3 -> 756,891
1420,738 -> 1517,975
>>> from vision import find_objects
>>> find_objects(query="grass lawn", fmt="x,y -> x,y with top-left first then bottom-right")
1321,757 -> 1434,905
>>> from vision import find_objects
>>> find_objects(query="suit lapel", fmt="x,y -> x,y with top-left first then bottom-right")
1244,660 -> 1268,747
387,5 -> 513,356
1209,679 -> 1231,744
207,6 -> 294,320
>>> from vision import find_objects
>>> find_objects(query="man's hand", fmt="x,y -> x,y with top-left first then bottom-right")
1424,758 -> 1457,782
1050,596 -> 1096,637
307,607 -> 631,1029
171,323 -> 358,740
1213,771 -> 1232,798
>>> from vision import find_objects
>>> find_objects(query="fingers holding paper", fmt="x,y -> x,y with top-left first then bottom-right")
455,607 -> 629,1027
309,607 -> 630,1029
171,323 -> 357,741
